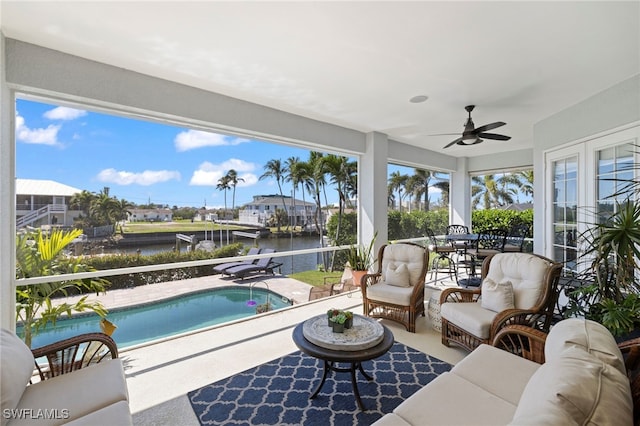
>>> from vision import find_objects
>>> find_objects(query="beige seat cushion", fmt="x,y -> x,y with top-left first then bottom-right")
484,253 -> 549,309
545,318 -> 626,375
366,282 -> 413,306
392,372 -> 518,426
440,302 -> 498,339
511,346 -> 633,426
11,359 -> 129,426
1,329 -> 34,413
451,344 -> 540,406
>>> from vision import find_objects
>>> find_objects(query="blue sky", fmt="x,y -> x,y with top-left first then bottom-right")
15,98 -> 338,208
16,98 -> 443,209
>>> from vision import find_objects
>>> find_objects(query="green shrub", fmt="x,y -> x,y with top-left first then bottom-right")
82,243 -> 244,291
472,209 -> 532,235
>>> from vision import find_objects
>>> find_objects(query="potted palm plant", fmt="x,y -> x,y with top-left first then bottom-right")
565,199 -> 640,337
346,232 -> 377,287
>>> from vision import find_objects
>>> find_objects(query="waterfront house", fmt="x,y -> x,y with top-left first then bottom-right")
126,208 -> 173,223
239,195 -> 319,229
15,178 -> 83,229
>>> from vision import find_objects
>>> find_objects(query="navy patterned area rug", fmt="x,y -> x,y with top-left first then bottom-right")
188,342 -> 451,425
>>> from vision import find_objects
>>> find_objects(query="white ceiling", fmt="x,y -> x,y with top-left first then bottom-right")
2,1 -> 639,158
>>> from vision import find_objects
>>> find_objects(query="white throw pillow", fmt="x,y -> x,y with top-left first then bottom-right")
386,263 -> 411,287
481,278 -> 515,312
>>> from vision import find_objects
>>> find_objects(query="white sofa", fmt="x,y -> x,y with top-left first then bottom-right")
1,329 -> 132,426
373,318 -> 634,425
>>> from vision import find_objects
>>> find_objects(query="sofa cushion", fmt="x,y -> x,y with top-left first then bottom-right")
11,359 -> 129,426
480,278 -> 515,313
440,302 -> 498,339
1,329 -> 34,413
484,253 -> 549,310
366,282 -> 413,306
511,346 -> 633,426
545,318 -> 626,375
370,413 -> 412,426
385,262 -> 411,287
380,244 -> 424,286
391,372 -> 518,425
63,401 -> 132,426
451,344 -> 540,406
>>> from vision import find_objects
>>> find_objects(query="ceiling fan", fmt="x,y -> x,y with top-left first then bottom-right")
438,105 -> 511,149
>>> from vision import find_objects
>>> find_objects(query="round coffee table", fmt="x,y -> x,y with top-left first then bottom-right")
292,314 -> 394,411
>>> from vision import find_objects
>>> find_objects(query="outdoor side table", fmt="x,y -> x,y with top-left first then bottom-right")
292,314 -> 394,411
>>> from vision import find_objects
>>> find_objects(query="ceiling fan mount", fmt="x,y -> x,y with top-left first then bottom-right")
441,105 -> 511,149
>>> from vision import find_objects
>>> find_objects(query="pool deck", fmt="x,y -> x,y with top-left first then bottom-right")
47,273 -> 468,425
52,272 -> 315,311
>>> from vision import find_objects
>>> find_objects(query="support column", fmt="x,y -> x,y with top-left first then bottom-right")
360,132 -> 388,257
0,34 -> 17,330
450,157 -> 472,230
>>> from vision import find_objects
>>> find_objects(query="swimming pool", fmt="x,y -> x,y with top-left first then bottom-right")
21,286 -> 292,349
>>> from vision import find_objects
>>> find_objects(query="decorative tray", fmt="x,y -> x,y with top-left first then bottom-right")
302,314 -> 384,351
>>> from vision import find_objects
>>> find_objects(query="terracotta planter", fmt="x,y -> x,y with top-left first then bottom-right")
351,270 -> 368,287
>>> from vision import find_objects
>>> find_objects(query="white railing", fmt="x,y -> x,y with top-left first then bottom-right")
16,204 -> 67,228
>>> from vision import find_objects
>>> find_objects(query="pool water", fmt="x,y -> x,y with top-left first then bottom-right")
21,287 -> 292,349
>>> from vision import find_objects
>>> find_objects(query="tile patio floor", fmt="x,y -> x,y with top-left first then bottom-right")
54,273 -> 468,425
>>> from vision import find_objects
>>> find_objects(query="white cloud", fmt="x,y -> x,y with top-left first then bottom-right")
174,129 -> 250,152
189,159 -> 258,186
44,106 -> 87,120
15,113 -> 61,146
96,168 -> 181,186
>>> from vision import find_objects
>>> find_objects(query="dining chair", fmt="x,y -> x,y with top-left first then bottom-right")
425,228 -> 457,282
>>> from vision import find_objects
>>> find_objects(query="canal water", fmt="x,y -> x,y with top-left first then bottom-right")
106,235 -> 329,275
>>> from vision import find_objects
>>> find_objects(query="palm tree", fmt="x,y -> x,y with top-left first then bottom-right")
216,174 -> 231,218
226,169 -> 245,215
388,171 -> 408,212
90,187 -> 119,230
405,174 -> 422,212
432,180 -> 450,206
70,190 -> 95,216
284,157 -> 302,231
260,159 -> 289,229
112,198 -> 133,232
324,154 -> 356,269
472,174 -> 515,209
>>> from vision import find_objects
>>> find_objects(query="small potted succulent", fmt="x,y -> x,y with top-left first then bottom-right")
343,310 -> 354,329
327,308 -> 341,326
330,312 -> 347,333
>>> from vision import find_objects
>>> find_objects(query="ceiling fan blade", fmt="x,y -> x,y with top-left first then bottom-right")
443,137 -> 463,149
478,133 -> 511,141
473,121 -> 506,133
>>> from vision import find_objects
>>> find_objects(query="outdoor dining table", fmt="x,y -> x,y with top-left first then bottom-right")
444,233 -> 479,278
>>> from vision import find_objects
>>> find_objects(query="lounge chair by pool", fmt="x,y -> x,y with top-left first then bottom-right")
213,247 -> 261,274
224,249 -> 282,279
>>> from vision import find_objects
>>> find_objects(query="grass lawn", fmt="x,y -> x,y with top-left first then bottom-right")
289,270 -> 342,287
121,220 -> 247,234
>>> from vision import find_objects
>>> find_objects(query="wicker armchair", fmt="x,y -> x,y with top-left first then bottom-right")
361,242 -> 429,332
32,332 -> 119,381
440,252 -> 561,352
